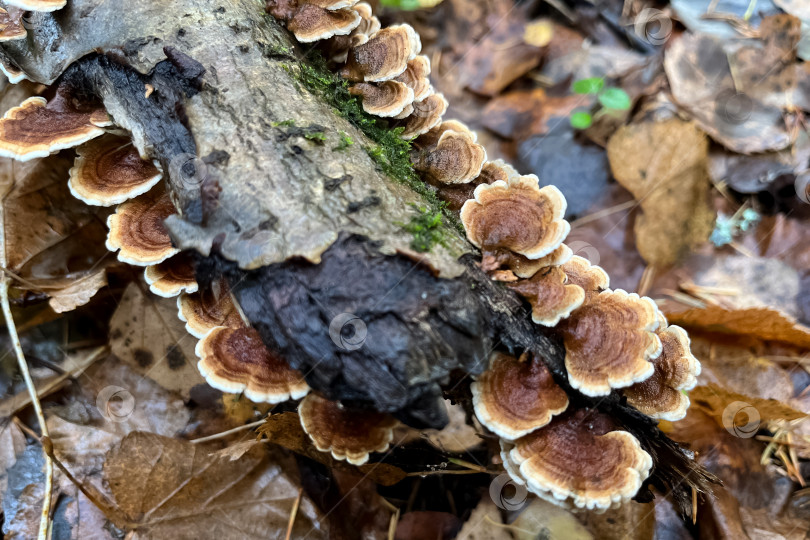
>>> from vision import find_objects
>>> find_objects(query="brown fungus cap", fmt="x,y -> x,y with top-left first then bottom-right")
0,61 -> 27,84
412,129 -> 486,184
472,352 -> 568,440
562,289 -> 662,397
306,0 -> 360,9
0,92 -> 111,162
348,80 -> 414,117
68,135 -> 163,206
177,279 -> 244,338
4,0 -> 66,12
622,325 -> 701,421
393,102 -> 413,120
288,3 -> 361,43
299,393 -> 398,465
340,24 -> 421,82
398,92 -> 448,139
393,55 -> 432,102
0,7 -> 26,41
561,255 -> 609,305
477,159 -> 520,184
509,409 -> 653,511
460,176 -> 570,261
508,266 -> 584,326
196,326 -> 310,403
106,191 -> 179,266
144,252 -> 199,298
431,156 -> 509,213
321,2 -> 380,63
481,244 -> 573,280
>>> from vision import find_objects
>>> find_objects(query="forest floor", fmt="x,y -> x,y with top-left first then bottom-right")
2,0 -> 810,538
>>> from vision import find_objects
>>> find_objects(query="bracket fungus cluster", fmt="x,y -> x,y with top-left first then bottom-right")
0,6 -> 26,42
503,409 -> 654,511
299,393 -> 398,465
0,0 -> 709,515
0,88 -> 111,161
4,0 -> 66,12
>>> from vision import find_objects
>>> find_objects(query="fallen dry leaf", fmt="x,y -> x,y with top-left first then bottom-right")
666,304 -> 810,349
46,267 -> 108,313
690,384 -> 806,425
510,497 -> 593,540
664,29 -> 802,154
455,498 -> 512,539
607,117 -> 715,265
522,19 -> 554,48
109,281 -> 203,399
103,431 -> 325,538
458,16 -> 543,96
423,399 -> 481,453
0,422 -> 26,509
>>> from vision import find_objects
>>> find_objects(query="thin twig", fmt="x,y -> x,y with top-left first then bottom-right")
284,487 -> 303,540
189,419 -> 267,444
1,165 -> 53,539
1,276 -> 53,540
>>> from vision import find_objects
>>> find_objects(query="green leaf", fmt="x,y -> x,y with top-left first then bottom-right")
598,87 -> 632,111
569,111 -> 593,129
572,77 -> 604,94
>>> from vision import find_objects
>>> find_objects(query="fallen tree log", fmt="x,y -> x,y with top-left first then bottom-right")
0,0 -> 717,512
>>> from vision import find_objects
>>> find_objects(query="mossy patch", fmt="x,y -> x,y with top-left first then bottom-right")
290,53 -> 462,252
399,205 -> 445,252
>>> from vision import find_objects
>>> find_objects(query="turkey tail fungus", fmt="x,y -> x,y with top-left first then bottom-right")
0,0 -> 717,531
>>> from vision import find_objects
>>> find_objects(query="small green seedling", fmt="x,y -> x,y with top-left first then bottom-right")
569,77 -> 632,130
333,131 -> 354,151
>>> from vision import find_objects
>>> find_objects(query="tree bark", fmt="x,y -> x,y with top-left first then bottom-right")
0,0 -> 717,511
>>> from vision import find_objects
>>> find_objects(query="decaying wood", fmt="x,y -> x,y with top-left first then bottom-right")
0,0 -> 718,512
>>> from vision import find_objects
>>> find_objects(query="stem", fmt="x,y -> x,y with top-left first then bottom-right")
1,276 -> 53,540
